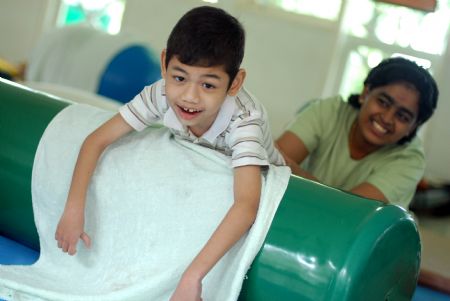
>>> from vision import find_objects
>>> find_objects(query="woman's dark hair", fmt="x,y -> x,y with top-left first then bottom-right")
165,6 -> 245,86
347,57 -> 439,144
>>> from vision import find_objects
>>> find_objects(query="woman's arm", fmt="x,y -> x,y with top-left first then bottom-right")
170,165 -> 262,301
350,183 -> 389,203
277,131 -> 389,203
276,131 -> 308,163
275,131 -> 318,181
55,113 -> 133,255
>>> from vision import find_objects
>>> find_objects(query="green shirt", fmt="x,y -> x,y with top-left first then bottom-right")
288,96 -> 425,209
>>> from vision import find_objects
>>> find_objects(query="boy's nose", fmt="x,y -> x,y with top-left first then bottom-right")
182,83 -> 200,104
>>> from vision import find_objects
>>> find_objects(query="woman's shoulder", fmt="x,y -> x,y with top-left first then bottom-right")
297,95 -> 355,125
301,95 -> 349,113
288,95 -> 353,138
378,136 -> 425,164
399,137 -> 425,159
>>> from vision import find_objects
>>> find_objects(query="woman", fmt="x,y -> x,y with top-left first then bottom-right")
276,57 -> 438,209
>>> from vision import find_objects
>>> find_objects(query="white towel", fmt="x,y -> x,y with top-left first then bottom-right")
0,104 -> 290,301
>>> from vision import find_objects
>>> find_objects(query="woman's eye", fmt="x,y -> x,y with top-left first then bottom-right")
396,112 -> 412,124
377,97 -> 390,107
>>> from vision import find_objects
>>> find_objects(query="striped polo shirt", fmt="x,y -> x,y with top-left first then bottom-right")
119,79 -> 284,168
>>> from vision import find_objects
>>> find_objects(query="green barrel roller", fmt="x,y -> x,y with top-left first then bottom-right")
0,78 -> 420,300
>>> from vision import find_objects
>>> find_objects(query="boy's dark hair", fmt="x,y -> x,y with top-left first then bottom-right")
165,6 -> 245,86
347,57 -> 439,144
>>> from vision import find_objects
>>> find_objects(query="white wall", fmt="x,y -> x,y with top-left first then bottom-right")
234,7 -> 336,134
0,0 -> 59,64
0,0 -> 448,181
423,45 -> 450,183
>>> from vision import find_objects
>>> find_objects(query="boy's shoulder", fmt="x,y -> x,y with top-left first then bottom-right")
233,87 -> 266,117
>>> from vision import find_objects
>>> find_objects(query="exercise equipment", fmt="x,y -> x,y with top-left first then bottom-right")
25,25 -> 161,104
98,44 -> 161,103
0,78 -> 421,300
0,236 -> 39,265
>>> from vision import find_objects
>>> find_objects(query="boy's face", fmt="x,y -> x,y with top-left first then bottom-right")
161,50 -> 245,137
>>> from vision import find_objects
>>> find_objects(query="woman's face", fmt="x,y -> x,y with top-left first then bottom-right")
355,82 -> 420,150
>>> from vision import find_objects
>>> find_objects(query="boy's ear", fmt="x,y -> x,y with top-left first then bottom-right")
160,49 -> 167,78
228,69 -> 246,96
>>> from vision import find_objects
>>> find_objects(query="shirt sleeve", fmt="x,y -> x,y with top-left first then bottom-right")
287,97 -> 340,153
366,140 -> 426,209
228,113 -> 271,168
119,79 -> 167,131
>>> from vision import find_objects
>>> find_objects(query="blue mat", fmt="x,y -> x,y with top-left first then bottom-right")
0,235 -> 39,265
0,236 -> 39,301
413,285 -> 450,301
0,235 -> 449,301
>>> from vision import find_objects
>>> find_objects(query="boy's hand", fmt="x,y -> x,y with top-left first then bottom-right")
170,273 -> 202,301
55,203 -> 91,255
168,166 -> 261,300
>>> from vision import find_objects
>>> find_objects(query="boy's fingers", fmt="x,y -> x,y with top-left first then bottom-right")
62,241 -> 69,253
81,232 -> 92,248
68,244 -> 77,256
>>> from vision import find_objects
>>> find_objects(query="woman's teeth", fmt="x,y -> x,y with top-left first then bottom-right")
373,121 -> 387,134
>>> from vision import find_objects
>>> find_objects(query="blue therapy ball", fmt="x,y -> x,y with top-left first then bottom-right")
98,45 -> 161,103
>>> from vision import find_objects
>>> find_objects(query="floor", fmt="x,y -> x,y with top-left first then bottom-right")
413,286 -> 450,301
417,214 -> 450,240
412,213 -> 450,300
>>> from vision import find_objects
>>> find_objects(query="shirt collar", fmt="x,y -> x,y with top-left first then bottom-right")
163,106 -> 184,131
163,95 -> 236,143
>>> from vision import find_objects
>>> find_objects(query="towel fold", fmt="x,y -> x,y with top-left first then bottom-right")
0,104 -> 290,301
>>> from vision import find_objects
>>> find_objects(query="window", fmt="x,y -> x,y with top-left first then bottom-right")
343,0 -> 450,55
57,0 -> 126,34
335,0 -> 450,99
339,46 -> 432,99
255,0 -> 343,21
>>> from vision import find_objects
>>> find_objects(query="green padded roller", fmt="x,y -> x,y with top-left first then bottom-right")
0,78 -> 70,250
0,78 -> 420,300
239,179 -> 420,300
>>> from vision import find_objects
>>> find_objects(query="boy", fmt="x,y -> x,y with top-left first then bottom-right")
55,6 -> 284,300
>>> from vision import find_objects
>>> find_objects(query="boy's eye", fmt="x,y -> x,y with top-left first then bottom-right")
202,83 -> 216,89
174,76 -> 184,82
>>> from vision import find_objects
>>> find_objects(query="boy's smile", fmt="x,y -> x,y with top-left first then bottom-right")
177,105 -> 203,120
161,52 -> 245,137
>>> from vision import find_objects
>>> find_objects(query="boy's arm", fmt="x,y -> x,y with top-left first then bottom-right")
55,113 -> 133,255
170,165 -> 262,301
